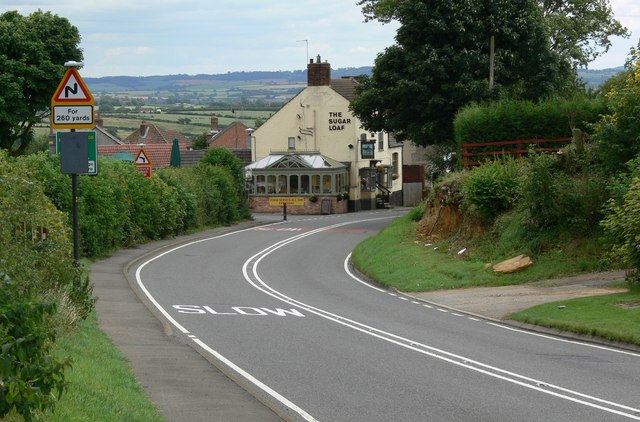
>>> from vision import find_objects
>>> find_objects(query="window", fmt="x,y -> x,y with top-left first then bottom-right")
256,175 -> 266,194
311,175 -> 321,193
267,175 -> 276,194
378,133 -> 384,151
322,175 -> 332,193
359,168 -> 376,192
277,175 -> 288,194
301,175 -> 310,193
289,175 -> 299,194
392,153 -> 399,176
288,137 -> 295,150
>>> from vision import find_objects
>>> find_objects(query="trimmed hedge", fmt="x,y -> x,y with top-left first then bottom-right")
11,150 -> 249,259
454,97 -> 607,147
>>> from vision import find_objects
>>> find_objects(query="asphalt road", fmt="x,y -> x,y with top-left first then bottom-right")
126,210 -> 640,422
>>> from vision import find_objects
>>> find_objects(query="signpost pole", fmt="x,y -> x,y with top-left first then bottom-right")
52,61 -> 94,281
72,172 -> 80,267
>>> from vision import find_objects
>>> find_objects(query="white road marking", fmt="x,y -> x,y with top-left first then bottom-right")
135,216 -> 640,421
134,221 -> 318,421
240,220 -> 640,420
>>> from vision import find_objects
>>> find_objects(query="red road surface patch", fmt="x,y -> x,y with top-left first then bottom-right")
251,227 -> 369,233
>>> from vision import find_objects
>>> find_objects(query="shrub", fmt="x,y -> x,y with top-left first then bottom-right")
158,168 -> 198,233
601,177 -> 640,279
199,148 -> 250,219
0,273 -> 70,421
518,153 -> 568,229
0,152 -> 81,301
461,158 -> 521,223
515,152 -> 608,234
78,160 -> 130,257
591,60 -> 640,174
407,200 -> 426,222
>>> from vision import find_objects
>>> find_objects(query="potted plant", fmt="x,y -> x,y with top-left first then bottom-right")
309,194 -> 318,203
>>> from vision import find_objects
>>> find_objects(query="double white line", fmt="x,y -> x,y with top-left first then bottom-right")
242,218 -> 640,421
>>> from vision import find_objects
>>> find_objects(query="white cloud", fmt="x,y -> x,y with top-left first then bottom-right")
5,0 -> 636,75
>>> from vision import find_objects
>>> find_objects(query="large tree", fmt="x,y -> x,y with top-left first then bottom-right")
540,0 -> 629,68
350,0 -> 572,146
0,10 -> 82,156
358,0 -> 629,69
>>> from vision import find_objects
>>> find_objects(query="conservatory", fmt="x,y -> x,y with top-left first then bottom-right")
245,152 -> 350,214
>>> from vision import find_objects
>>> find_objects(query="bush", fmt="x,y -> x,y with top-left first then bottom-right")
518,153 -> 569,229
158,168 -> 198,232
407,200 -> 426,222
461,158 -> 521,223
200,148 -> 250,219
601,177 -> 640,278
516,153 -> 608,234
0,152 -> 82,303
591,61 -> 640,174
0,273 -> 70,421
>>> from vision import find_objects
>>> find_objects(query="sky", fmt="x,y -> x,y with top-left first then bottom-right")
4,0 -> 640,78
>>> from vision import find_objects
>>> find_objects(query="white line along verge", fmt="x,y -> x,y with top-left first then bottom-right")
134,222 -> 319,422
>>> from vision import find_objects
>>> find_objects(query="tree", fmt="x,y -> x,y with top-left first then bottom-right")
591,57 -> 640,173
192,132 -> 209,150
350,0 -> 572,146
0,10 -> 82,156
358,0 -> 628,69
540,0 -> 629,68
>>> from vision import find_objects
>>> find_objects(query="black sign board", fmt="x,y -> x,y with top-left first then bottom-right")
59,132 -> 90,174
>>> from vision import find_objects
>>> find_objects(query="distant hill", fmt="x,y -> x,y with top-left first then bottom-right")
577,66 -> 625,88
83,65 -> 622,98
84,67 -> 374,93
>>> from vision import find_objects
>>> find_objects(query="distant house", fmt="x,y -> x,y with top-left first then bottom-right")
94,113 -> 123,146
123,121 -> 192,149
93,119 -> 190,168
98,143 -> 188,168
206,114 -> 253,165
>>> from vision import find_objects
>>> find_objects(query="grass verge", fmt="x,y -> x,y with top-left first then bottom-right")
351,215 -> 609,292
352,213 -> 639,346
508,286 -> 640,345
46,313 -> 163,422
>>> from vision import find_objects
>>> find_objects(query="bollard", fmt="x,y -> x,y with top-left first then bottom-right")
283,203 -> 287,221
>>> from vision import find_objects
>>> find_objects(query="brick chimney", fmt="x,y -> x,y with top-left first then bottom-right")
307,54 -> 331,86
139,121 -> 149,137
211,113 -> 219,132
95,112 -> 103,127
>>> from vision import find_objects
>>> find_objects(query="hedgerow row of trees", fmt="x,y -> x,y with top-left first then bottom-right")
0,147 -> 249,419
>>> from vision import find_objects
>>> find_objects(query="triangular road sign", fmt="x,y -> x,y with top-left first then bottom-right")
134,149 -> 152,166
52,68 -> 94,103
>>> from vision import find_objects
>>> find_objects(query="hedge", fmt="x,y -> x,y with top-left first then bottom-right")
454,97 -> 608,147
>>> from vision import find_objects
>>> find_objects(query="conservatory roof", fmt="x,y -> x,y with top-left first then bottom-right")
246,153 -> 347,171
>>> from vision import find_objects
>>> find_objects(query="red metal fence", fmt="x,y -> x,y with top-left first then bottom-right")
461,137 -> 572,167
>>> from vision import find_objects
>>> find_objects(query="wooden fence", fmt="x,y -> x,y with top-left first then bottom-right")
461,137 -> 572,167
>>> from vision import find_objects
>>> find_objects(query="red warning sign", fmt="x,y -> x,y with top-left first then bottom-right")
52,68 -> 94,103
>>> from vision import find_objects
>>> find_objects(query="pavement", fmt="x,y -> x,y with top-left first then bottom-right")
92,216 -> 636,422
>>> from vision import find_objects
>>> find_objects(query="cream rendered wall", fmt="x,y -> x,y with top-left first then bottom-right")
252,85 -> 402,200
